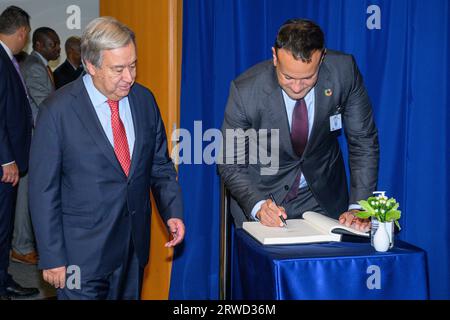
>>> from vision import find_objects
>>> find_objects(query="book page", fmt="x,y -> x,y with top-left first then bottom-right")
242,219 -> 341,245
302,211 -> 369,237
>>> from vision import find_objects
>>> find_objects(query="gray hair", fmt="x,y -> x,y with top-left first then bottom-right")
81,17 -> 135,68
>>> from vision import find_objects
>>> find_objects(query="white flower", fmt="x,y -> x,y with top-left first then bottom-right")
371,201 -> 376,206
375,209 -> 379,212
381,209 -> 385,213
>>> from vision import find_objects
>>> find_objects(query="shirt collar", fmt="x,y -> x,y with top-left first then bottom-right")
67,59 -> 79,70
0,40 -> 14,60
34,51 -> 49,66
82,73 -> 109,108
282,87 -> 315,104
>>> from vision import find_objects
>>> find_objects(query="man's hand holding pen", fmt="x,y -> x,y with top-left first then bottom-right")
256,197 -> 288,228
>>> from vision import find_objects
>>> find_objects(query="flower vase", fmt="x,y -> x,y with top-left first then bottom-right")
385,221 -> 394,249
373,222 -> 390,252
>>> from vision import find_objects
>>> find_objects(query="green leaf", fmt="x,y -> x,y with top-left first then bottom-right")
395,220 -> 402,230
355,211 -> 372,219
385,210 -> 401,222
358,200 -> 376,216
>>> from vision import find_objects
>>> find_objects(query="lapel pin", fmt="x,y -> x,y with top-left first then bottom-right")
324,89 -> 333,97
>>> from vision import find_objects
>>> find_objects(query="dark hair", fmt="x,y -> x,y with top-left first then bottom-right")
14,51 -> 28,63
0,6 -> 30,35
32,27 -> 57,49
274,19 -> 325,62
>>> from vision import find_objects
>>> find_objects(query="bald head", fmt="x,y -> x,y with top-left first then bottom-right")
65,36 -> 81,67
65,36 -> 80,52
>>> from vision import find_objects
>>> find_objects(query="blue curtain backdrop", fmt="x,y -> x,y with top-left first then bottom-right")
170,0 -> 449,299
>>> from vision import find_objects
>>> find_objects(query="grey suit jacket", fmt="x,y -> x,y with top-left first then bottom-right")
21,51 -> 55,124
218,50 -> 379,227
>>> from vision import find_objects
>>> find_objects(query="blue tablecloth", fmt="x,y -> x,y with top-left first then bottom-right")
231,229 -> 429,300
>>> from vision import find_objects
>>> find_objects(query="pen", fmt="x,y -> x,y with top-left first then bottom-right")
269,193 -> 288,228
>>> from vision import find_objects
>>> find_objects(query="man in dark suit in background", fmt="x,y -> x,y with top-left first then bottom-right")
29,17 -> 185,300
0,5 -> 39,300
14,50 -> 28,64
10,27 -> 61,266
54,36 -> 83,89
218,19 -> 379,230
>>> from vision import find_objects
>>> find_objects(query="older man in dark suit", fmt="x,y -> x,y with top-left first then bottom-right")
54,36 -> 83,89
218,19 -> 379,231
29,17 -> 184,300
0,5 -> 39,300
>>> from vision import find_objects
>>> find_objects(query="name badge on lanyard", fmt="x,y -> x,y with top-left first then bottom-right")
330,114 -> 342,131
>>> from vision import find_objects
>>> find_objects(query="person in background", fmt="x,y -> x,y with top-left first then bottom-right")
10,27 -> 61,267
0,5 -> 39,300
21,26 -> 60,123
54,36 -> 83,89
14,50 -> 28,64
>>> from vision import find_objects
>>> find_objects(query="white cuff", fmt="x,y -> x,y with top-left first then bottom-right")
1,161 -> 15,167
348,204 -> 362,211
250,200 -> 266,221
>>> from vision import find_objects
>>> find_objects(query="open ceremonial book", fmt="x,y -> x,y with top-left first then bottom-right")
243,211 -> 370,245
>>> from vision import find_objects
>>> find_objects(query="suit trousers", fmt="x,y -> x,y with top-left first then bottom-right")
57,236 -> 144,300
12,173 -> 36,254
0,182 -> 17,293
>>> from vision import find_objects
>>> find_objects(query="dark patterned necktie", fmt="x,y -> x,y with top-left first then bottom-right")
290,98 -> 308,156
285,98 -> 308,202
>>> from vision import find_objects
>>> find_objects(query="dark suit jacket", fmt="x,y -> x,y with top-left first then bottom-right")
0,45 -> 32,174
29,77 -> 183,278
218,50 -> 379,227
54,59 -> 83,90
